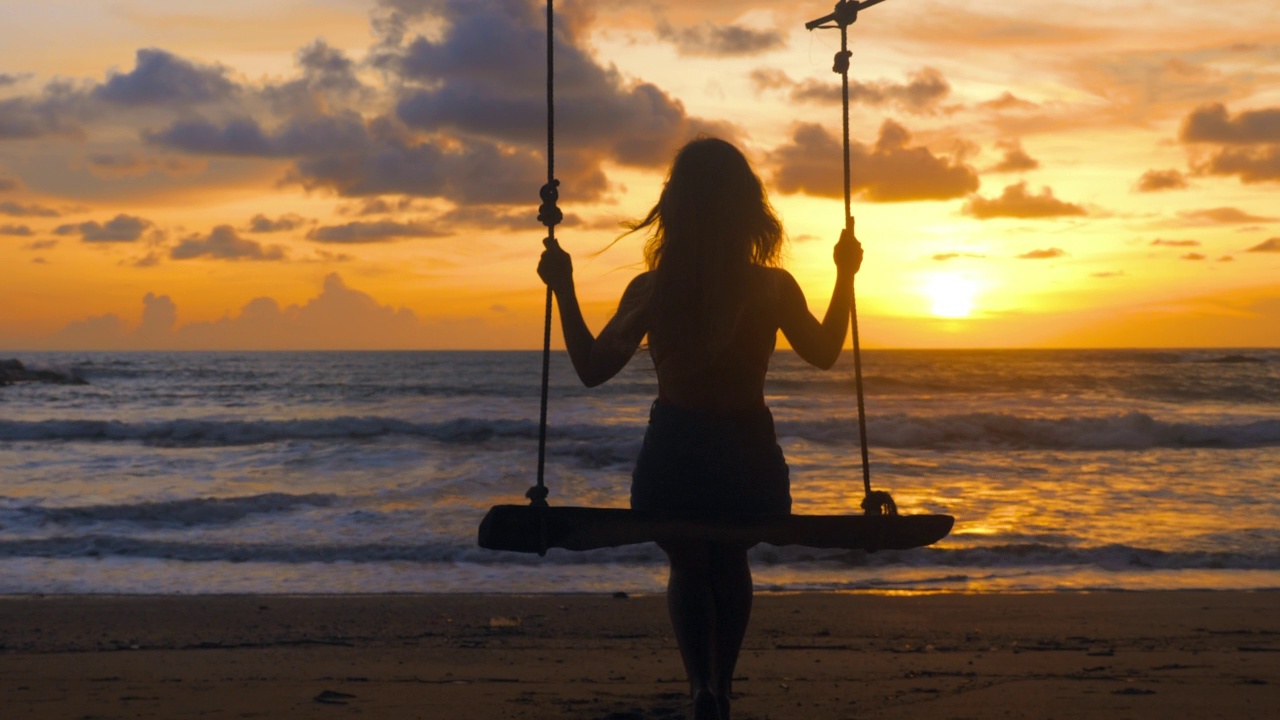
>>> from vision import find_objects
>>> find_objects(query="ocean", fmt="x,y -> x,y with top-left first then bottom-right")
2,349 -> 1278,595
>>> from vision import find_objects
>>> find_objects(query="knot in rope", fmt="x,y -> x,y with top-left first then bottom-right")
832,0 -> 859,27
538,179 -> 563,229
832,50 -> 851,74
861,490 -> 898,517
526,484 -> 550,507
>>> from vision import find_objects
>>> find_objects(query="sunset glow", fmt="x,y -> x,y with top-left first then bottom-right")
1,0 -> 1278,350
922,272 -> 978,319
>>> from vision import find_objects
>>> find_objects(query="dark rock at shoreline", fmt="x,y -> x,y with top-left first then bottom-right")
0,359 -> 88,386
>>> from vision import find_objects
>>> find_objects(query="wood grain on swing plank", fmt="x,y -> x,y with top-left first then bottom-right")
477,505 -> 954,553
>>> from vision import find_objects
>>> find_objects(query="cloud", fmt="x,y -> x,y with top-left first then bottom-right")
1150,238 -> 1200,247
247,213 -> 307,233
962,182 -> 1086,219
23,239 -> 58,251
49,273 -> 429,350
137,292 -> 177,339
789,67 -> 951,114
0,177 -> 20,192
54,214 -> 152,242
1178,207 -> 1276,224
386,0 -> 730,171
0,73 -> 34,87
654,20 -> 785,57
0,223 -> 34,236
1192,146 -> 1280,184
770,120 -> 979,202
1091,271 -> 1125,278
170,225 -> 286,260
307,219 -> 451,243
749,67 -> 792,92
1247,238 -> 1280,252
263,40 -> 370,115
0,200 -> 59,217
979,92 -> 1038,111
1181,252 -> 1206,261
1136,168 -> 1188,192
94,49 -> 237,106
932,252 -> 985,261
1016,247 -> 1066,259
987,139 -> 1039,173
0,89 -> 84,140
1180,103 -> 1280,145
84,151 -> 202,179
1180,103 -> 1280,184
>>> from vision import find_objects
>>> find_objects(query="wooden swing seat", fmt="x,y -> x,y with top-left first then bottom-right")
477,504 -> 953,554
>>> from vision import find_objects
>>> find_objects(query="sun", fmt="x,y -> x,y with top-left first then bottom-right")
922,273 -> 978,318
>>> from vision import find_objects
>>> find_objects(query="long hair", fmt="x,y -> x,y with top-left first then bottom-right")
626,137 -> 785,370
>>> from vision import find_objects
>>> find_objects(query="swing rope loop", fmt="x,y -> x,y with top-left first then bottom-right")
809,0 -> 897,517
529,0 -> 559,521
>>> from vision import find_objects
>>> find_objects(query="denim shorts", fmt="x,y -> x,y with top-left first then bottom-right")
630,399 -> 791,518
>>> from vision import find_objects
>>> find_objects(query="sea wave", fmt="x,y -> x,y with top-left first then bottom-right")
1,534 -> 1276,571
4,411 -> 1279,451
17,493 -> 336,528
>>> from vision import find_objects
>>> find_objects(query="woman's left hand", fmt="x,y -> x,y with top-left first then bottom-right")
537,236 -> 574,293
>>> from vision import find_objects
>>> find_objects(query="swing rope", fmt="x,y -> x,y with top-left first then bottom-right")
530,0 -> 562,510
811,0 -> 896,516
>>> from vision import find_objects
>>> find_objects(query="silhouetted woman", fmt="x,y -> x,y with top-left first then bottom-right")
537,137 -> 861,720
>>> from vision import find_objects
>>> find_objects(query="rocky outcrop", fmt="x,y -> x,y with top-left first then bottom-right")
0,359 -> 88,385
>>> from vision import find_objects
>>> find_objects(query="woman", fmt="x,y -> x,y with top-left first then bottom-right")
537,137 -> 861,720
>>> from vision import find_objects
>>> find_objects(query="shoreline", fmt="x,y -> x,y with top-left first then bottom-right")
3,590 -> 1276,719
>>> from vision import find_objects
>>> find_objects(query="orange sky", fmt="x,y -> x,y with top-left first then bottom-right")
1,0 -> 1278,350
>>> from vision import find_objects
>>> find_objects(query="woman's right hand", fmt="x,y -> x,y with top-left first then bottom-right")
537,236 -> 574,293
833,225 -> 863,275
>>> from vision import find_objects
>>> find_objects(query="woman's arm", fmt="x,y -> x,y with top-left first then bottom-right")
777,225 -> 863,370
537,237 -> 649,387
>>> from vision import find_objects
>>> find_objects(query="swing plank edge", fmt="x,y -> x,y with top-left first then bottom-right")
478,505 -> 954,553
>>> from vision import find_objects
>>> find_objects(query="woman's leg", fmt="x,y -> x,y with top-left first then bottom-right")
708,542 -> 753,720
659,539 -> 719,718
660,540 -> 755,720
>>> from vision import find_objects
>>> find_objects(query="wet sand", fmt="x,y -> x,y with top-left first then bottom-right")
1,591 -> 1276,719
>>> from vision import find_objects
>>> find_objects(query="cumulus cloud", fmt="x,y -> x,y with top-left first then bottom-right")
307,219 -> 450,243
385,0 -> 730,172
1248,238 -> 1280,252
1180,103 -> 1280,184
0,72 -> 33,87
770,120 -> 979,202
55,214 -> 152,242
1178,207 -> 1276,224
247,213 -> 307,233
264,40 -> 370,115
1181,103 -> 1280,144
170,225 -> 286,260
987,139 -> 1039,173
1150,238 -> 1199,247
1136,168 -> 1188,192
0,200 -> 59,217
654,20 -> 785,57
0,223 -> 33,236
1016,247 -> 1066,259
789,67 -> 951,114
962,182 -> 1086,219
1193,146 -> 1280,184
0,90 -> 84,140
94,49 -> 237,106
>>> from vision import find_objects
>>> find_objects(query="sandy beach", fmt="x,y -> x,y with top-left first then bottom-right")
2,591 -> 1276,719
